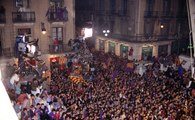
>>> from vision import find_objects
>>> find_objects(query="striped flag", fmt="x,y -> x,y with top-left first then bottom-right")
69,75 -> 85,84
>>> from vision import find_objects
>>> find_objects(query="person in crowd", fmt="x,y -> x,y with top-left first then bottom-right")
53,38 -> 59,52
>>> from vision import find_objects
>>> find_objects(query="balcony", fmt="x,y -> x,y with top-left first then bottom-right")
12,12 -> 35,23
46,10 -> 68,22
118,10 -> 128,16
176,12 -> 187,19
160,11 -> 174,18
95,10 -> 106,16
104,34 -> 176,43
109,10 -> 118,15
0,13 -> 6,23
49,44 -> 72,54
144,11 -> 158,18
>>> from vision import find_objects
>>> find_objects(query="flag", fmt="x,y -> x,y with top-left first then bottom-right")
69,75 -> 85,84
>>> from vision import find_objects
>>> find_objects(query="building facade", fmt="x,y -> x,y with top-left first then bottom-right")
0,0 -> 75,57
94,0 -> 189,60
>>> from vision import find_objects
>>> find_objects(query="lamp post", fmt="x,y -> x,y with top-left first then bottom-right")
188,31 -> 193,78
103,29 -> 110,37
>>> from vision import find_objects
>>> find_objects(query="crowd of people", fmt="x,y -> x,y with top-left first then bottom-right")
3,42 -> 195,120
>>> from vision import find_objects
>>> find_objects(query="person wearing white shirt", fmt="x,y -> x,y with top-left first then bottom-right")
10,73 -> 20,89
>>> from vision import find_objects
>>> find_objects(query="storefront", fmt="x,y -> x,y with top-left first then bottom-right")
142,46 -> 153,61
96,36 -> 172,60
108,42 -> 115,54
99,40 -> 105,51
120,44 -> 128,58
158,44 -> 168,56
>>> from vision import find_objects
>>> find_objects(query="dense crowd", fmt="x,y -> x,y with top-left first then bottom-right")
3,45 -> 195,120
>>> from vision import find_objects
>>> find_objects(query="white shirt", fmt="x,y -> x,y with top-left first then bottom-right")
186,81 -> 192,88
10,74 -> 19,85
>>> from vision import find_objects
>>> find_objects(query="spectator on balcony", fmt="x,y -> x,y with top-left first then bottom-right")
63,7 -> 68,21
54,38 -> 59,52
18,5 -> 26,12
17,5 -> 26,21
56,6 -> 64,20
46,5 -> 55,20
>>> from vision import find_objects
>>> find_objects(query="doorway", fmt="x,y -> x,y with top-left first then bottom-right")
142,46 -> 153,61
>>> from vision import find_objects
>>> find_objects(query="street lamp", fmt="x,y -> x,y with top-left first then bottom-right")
160,24 -> 164,29
103,29 -> 110,36
41,22 -> 46,34
188,32 -> 194,78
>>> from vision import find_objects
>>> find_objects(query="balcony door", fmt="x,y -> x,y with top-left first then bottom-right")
144,19 -> 155,37
146,0 -> 155,11
52,27 -> 63,44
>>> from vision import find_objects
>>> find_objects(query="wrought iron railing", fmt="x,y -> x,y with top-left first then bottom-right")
118,10 -> 128,16
95,10 -> 106,15
144,11 -> 158,18
176,12 -> 188,19
46,11 -> 68,22
160,11 -> 174,18
100,34 -> 177,42
12,12 -> 35,23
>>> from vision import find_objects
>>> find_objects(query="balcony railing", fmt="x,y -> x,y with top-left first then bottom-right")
95,10 -> 106,15
144,11 -> 158,18
176,12 -> 187,19
118,10 -> 128,16
46,10 -> 68,22
0,13 -> 6,23
102,34 -> 177,42
12,12 -> 35,23
49,44 -> 72,54
109,10 -> 118,15
160,11 -> 174,18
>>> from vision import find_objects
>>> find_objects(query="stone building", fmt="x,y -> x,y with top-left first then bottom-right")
0,0 -> 75,57
94,0 -> 189,60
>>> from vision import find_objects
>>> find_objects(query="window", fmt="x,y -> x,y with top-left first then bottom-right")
146,0 -> 155,11
99,0 -> 105,11
50,0 -> 64,8
18,28 -> 31,35
52,27 -> 63,43
17,28 -> 31,42
121,0 -> 128,15
110,0 -> 116,14
15,0 -> 30,8
110,20 -> 115,33
163,0 -> 171,12
144,20 -> 155,36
